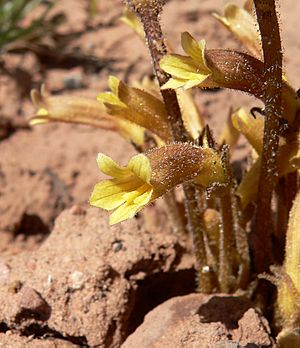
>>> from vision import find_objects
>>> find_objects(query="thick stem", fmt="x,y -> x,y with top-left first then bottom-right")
127,0 -> 212,292
219,191 -> 236,292
231,197 -> 250,291
253,0 -> 282,273
218,147 -> 239,292
184,184 -> 213,293
128,2 -> 189,142
163,190 -> 187,235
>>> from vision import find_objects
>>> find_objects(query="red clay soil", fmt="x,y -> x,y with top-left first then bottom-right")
0,0 -> 299,347
122,293 -> 275,348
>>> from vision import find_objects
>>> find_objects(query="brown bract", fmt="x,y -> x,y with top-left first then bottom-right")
148,143 -> 206,195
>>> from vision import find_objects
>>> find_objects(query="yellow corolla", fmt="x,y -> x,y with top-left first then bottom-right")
90,153 -> 153,225
90,143 -> 227,225
29,85 -> 145,146
160,32 -> 212,90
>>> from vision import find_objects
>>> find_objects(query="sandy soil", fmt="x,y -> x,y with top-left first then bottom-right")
0,0 -> 299,346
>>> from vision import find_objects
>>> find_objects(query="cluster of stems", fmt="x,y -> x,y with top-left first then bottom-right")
126,0 -> 289,295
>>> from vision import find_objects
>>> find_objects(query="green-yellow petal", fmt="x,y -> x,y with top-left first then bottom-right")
161,78 -> 187,90
183,78 -> 207,89
115,119 -> 145,146
181,32 -> 210,74
97,153 -> 131,178
97,92 -> 126,108
109,187 -> 153,224
108,75 -> 120,95
133,186 -> 153,204
160,54 -> 200,80
213,4 -> 261,58
109,202 -> 142,225
89,180 -> 127,210
128,154 -> 152,183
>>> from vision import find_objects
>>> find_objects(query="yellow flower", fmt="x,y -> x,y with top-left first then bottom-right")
160,32 -> 212,90
233,109 -> 300,208
90,153 -> 153,225
212,4 -> 261,59
29,85 -> 145,146
97,76 -> 172,141
120,6 -> 145,40
90,143 -> 226,224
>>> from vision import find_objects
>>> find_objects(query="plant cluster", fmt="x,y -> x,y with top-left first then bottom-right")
29,0 -> 299,346
0,0 -> 63,52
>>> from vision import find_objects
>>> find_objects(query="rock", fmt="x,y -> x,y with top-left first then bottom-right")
0,333 -> 77,348
0,208 -> 194,347
17,286 -> 51,321
122,293 -> 276,348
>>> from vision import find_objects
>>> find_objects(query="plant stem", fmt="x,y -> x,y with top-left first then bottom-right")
218,147 -> 239,292
253,0 -> 282,273
183,184 -> 213,292
134,3 -> 189,142
164,190 -> 187,235
218,190 -> 235,292
127,0 -> 212,292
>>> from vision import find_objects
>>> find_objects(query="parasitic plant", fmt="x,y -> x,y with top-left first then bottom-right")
29,0 -> 300,345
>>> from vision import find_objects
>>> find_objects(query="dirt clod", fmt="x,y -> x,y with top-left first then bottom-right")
17,286 -> 51,322
0,208 -> 193,347
122,293 -> 276,348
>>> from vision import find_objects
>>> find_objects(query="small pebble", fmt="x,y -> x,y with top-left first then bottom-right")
18,286 -> 51,320
70,271 -> 84,290
112,240 -> 123,252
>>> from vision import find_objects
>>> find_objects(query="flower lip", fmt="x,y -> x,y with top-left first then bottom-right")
90,153 -> 153,225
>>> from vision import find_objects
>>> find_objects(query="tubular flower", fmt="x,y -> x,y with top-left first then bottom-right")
213,3 -> 261,59
90,143 -> 226,224
29,85 -> 145,146
160,32 -> 212,90
231,107 -> 264,154
97,76 -> 172,142
120,6 -> 145,40
90,153 -> 153,225
133,76 -> 205,140
160,31 -> 265,96
233,109 -> 300,208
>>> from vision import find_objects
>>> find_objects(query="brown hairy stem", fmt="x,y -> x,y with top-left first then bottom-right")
183,184 -> 214,292
126,0 -> 188,142
218,147 -> 238,292
252,0 -> 283,273
126,0 -> 212,292
163,190 -> 187,235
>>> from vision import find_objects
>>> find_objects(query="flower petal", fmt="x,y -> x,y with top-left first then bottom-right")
181,32 -> 211,73
109,188 -> 152,225
89,178 -> 143,210
97,153 -> 132,178
177,89 -> 204,139
231,108 -> 263,154
183,77 -> 208,89
108,75 -> 120,95
97,92 -> 126,107
134,187 -> 153,204
120,6 -> 145,39
213,4 -> 261,58
160,54 -> 200,80
128,154 -> 152,183
115,119 -> 145,146
109,203 -> 142,225
161,78 -> 187,90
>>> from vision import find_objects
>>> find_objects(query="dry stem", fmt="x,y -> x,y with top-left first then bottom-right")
253,0 -> 283,273
127,0 -> 212,292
